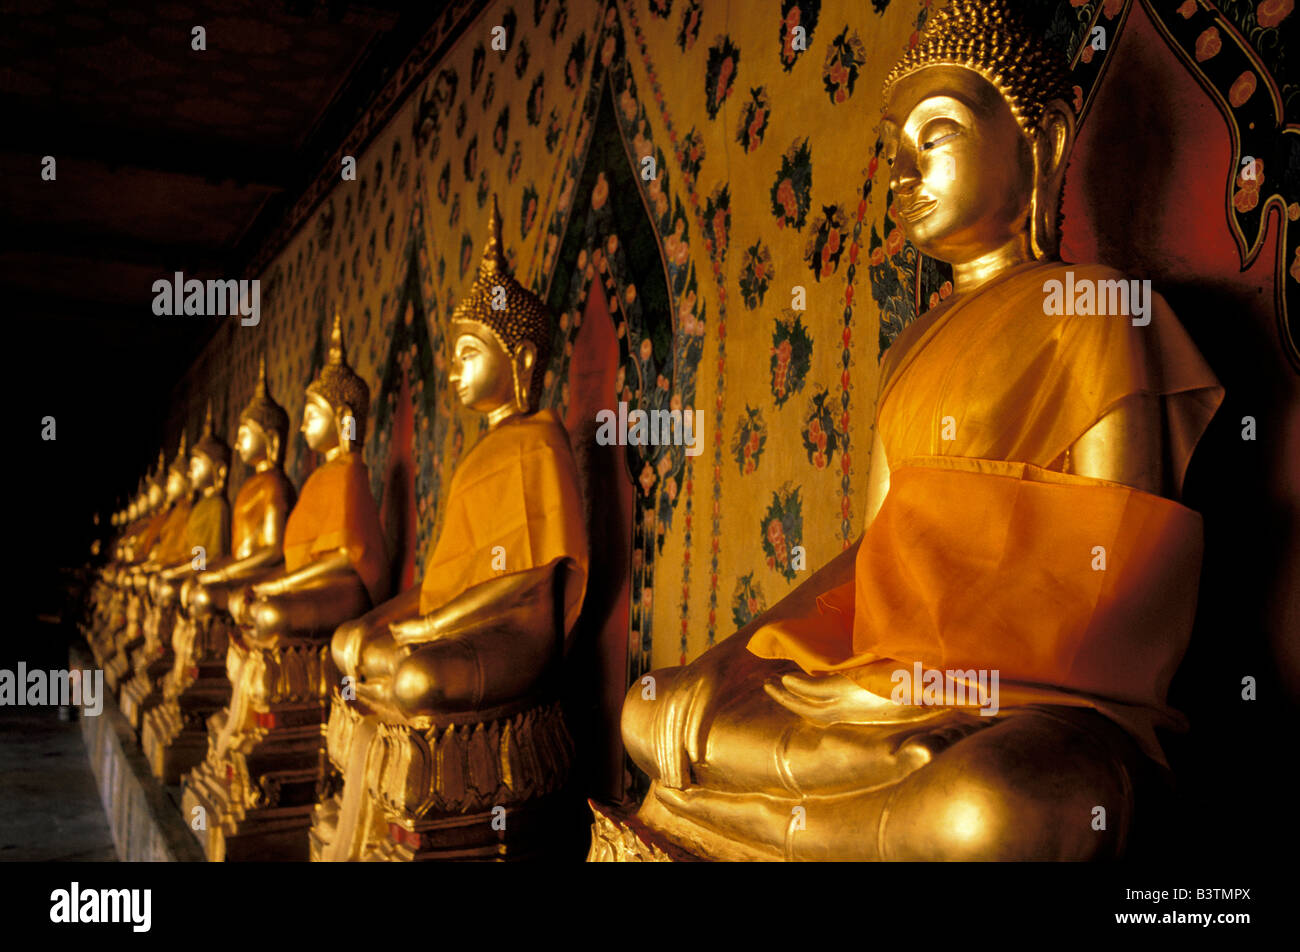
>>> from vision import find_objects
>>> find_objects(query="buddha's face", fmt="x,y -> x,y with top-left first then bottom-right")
128,502 -> 139,521
882,66 -> 1034,265
189,452 -> 214,489
147,482 -> 164,510
166,467 -> 188,501
236,420 -> 267,465
449,329 -> 513,413
301,391 -> 339,452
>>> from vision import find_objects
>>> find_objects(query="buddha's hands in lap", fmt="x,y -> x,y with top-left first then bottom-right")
765,671 -> 943,727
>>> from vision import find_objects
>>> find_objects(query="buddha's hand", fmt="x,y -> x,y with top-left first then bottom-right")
388,617 -> 436,645
765,671 -> 942,727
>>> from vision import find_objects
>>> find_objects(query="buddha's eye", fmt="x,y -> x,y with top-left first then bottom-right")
922,131 -> 959,151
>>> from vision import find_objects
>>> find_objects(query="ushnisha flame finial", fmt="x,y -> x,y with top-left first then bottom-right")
307,310 -> 370,444
195,398 -> 231,468
170,429 -> 189,475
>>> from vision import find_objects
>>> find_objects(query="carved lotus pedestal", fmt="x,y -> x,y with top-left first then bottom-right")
308,691 -> 581,861
587,801 -> 692,862
181,634 -> 335,861
104,592 -> 147,697
143,612 -> 234,784
119,599 -> 178,729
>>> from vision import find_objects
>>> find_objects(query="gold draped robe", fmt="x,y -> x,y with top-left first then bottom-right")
231,469 -> 296,558
418,409 -> 588,627
127,510 -> 167,563
282,454 -> 388,605
749,260 -> 1223,763
184,495 -> 230,563
153,497 -> 194,565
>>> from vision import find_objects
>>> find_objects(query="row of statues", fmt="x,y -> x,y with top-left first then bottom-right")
81,0 -> 1223,862
85,200 -> 589,860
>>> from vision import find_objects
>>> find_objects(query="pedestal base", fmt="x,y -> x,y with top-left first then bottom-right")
310,693 -> 585,861
586,800 -> 697,861
143,614 -> 233,784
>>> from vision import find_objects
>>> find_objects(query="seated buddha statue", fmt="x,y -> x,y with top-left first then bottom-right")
313,198 -> 588,861
144,358 -> 297,783
122,404 -> 232,728
105,440 -> 192,694
609,0 -> 1224,862
94,472 -> 167,658
182,314 -> 390,862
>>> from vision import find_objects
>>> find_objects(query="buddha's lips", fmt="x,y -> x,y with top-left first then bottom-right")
899,198 -> 938,222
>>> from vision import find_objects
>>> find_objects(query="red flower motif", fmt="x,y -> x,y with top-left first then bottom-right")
1177,0 -> 1197,16
718,58 -> 735,97
1229,71 -> 1257,107
1194,26 -> 1221,61
886,227 -> 904,256
1258,0 -> 1293,28
870,247 -> 885,266
777,179 -> 798,220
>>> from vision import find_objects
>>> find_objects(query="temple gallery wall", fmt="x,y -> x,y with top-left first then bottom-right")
88,0 -> 1296,863
163,0 -> 1296,683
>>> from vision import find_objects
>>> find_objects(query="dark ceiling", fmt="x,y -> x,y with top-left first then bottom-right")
5,0 -> 465,579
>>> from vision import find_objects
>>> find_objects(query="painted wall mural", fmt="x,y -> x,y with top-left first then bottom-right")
164,0 -> 1297,692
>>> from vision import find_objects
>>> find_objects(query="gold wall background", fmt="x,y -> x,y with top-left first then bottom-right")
166,0 -> 934,676
161,0 -> 1299,696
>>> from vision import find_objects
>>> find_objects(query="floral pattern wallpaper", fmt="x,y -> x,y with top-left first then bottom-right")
162,0 -> 1297,685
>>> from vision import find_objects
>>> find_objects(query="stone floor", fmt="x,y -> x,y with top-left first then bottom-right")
0,706 -> 117,861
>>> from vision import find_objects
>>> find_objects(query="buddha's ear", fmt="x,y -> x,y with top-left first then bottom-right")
1030,98 -> 1076,260
336,403 -> 356,444
267,431 -> 281,464
217,461 -> 229,488
514,340 -> 537,373
513,341 -> 538,409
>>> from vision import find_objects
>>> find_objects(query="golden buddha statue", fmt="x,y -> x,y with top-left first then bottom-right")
603,0 -> 1224,862
183,314 -> 390,861
105,440 -> 191,694
87,474 -> 160,667
144,359 -> 297,783
312,198 -> 588,861
123,403 -> 232,728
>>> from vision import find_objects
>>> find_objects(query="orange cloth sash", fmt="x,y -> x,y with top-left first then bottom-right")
749,460 -> 1203,762
749,260 -> 1223,763
419,410 -> 588,625
283,454 -> 389,604
154,497 -> 194,565
128,510 -> 167,563
184,494 -> 230,562
231,470 -> 296,558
